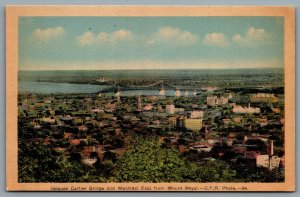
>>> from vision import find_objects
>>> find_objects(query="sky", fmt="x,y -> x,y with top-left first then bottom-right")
18,16 -> 284,70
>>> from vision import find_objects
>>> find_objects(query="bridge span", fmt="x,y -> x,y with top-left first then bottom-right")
97,80 -> 201,95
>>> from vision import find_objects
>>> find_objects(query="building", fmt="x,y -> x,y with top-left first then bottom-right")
217,97 -> 228,105
174,108 -> 185,113
256,140 -> 281,170
167,116 -> 177,127
256,155 -> 281,170
189,110 -> 204,119
166,104 -> 175,114
250,93 -> 278,103
207,96 -> 228,106
207,96 -> 217,106
232,103 -> 260,114
184,118 -> 203,131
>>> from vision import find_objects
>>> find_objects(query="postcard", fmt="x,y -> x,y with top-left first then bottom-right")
6,6 -> 295,191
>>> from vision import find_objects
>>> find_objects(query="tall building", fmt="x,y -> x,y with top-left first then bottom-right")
184,118 -> 203,132
166,104 -> 175,114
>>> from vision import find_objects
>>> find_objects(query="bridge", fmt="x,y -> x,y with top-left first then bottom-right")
97,80 -> 201,96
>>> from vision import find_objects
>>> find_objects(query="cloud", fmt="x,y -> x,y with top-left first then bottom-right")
232,27 -> 270,46
111,29 -> 134,41
76,29 -> 134,46
204,33 -> 228,47
33,26 -> 65,42
147,26 -> 199,46
232,34 -> 242,42
76,32 -> 95,46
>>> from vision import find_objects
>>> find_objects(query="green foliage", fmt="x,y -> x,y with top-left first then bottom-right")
186,161 -> 237,182
232,161 -> 284,182
18,137 -> 283,183
114,139 -> 187,182
18,140 -> 87,182
114,138 -> 237,182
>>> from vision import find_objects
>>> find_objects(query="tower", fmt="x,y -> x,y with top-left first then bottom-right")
159,87 -> 165,96
158,82 -> 166,96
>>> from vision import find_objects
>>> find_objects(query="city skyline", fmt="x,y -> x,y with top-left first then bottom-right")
19,17 -> 284,70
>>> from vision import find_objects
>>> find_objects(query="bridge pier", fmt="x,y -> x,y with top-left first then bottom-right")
159,88 -> 165,96
175,89 -> 181,97
115,91 -> 121,103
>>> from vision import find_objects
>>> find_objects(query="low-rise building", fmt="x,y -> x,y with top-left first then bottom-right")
207,96 -> 217,106
250,93 -> 278,103
217,96 -> 228,105
184,118 -> 203,131
233,104 -> 260,114
256,155 -> 281,170
207,96 -> 228,106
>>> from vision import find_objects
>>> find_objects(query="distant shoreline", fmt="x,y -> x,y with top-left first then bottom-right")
19,67 -> 283,72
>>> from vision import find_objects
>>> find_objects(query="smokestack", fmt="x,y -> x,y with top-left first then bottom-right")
269,140 -> 274,156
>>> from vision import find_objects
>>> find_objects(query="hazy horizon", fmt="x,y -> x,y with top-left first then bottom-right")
19,67 -> 283,71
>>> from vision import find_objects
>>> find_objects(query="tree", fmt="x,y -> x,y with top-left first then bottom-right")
18,140 -> 87,182
114,138 -> 188,182
113,138 -> 237,182
188,161 -> 237,182
103,150 -> 117,162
